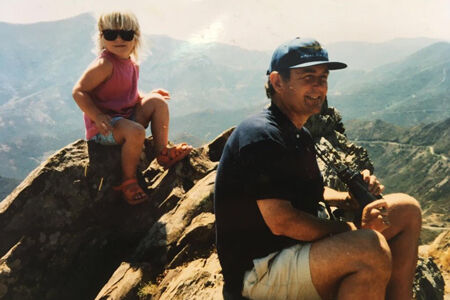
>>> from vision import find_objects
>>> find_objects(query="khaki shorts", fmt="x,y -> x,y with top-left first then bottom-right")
242,243 -> 321,300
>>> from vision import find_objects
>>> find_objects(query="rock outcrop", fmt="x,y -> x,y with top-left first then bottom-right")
0,107 -> 446,300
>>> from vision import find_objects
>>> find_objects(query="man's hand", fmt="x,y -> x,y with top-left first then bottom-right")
361,169 -> 384,196
93,113 -> 113,136
361,199 -> 390,232
151,88 -> 171,100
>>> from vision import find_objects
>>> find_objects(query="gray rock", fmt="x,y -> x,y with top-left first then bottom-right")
0,108 -> 446,300
413,257 -> 445,300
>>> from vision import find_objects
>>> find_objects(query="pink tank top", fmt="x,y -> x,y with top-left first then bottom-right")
84,50 -> 139,139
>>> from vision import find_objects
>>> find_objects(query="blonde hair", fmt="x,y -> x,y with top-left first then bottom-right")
95,11 -> 142,61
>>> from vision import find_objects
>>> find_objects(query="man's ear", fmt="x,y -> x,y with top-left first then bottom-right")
269,71 -> 284,94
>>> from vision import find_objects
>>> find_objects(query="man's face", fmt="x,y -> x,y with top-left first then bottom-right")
278,64 -> 329,119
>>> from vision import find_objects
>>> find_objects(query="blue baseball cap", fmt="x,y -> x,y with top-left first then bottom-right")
267,37 -> 347,75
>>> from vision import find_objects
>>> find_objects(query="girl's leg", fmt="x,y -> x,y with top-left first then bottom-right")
112,118 -> 146,180
112,119 -> 148,204
134,94 -> 169,155
135,94 -> 192,168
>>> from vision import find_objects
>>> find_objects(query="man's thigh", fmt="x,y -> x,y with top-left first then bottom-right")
309,229 -> 390,299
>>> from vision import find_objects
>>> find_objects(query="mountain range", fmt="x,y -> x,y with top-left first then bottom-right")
330,42 -> 450,125
0,12 -> 449,183
345,118 -> 449,227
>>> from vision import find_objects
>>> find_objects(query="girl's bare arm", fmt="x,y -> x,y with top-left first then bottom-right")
72,58 -> 113,134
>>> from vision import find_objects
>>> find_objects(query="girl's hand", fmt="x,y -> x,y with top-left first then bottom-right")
361,199 -> 390,233
151,88 -> 171,100
361,169 -> 385,196
94,113 -> 113,136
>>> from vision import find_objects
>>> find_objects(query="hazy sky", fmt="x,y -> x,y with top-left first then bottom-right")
1,0 -> 449,50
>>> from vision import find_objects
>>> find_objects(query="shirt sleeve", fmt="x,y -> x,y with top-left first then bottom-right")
239,140 -> 297,201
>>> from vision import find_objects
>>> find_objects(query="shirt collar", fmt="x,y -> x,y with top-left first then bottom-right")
268,101 -> 314,149
268,102 -> 303,134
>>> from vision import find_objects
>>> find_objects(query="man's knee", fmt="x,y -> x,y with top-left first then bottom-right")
403,194 -> 422,228
387,193 -> 422,228
355,229 -> 392,275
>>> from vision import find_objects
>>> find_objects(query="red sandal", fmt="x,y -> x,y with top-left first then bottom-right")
113,178 -> 148,205
156,143 -> 193,169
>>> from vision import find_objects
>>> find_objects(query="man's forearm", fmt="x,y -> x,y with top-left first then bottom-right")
281,208 -> 355,240
257,198 -> 355,242
323,187 -> 350,207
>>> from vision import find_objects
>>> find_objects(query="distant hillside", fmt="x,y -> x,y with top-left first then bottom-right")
345,118 -> 449,223
0,176 -> 20,201
0,13 -> 448,179
347,118 -> 450,157
330,42 -> 450,125
327,38 -> 441,70
171,103 -> 264,146
139,35 -> 269,117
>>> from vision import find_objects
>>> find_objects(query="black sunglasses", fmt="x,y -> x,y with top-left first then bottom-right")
102,30 -> 135,41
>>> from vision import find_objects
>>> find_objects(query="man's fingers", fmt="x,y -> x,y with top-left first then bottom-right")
361,169 -> 371,183
360,169 -> 384,196
371,183 -> 385,196
363,200 -> 388,217
361,199 -> 391,232
368,178 -> 379,193
379,184 -> 385,194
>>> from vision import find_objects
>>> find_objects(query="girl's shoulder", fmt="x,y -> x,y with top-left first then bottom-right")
96,56 -> 114,69
83,56 -> 113,80
98,51 -> 115,65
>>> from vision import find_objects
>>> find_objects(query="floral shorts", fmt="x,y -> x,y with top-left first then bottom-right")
89,111 -> 137,146
88,116 -> 124,145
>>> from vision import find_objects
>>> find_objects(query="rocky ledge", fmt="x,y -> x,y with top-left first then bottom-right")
0,106 -> 446,299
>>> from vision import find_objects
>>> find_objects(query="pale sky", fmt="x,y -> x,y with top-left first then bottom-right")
0,0 -> 449,50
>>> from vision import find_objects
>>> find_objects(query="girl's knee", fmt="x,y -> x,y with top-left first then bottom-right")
140,96 -> 169,124
133,123 -> 146,138
123,122 -> 145,141
142,94 -> 168,108
155,97 -> 169,112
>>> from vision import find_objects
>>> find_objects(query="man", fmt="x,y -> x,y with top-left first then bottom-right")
214,37 -> 422,300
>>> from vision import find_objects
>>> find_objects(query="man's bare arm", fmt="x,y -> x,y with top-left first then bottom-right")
323,187 -> 356,209
256,198 -> 355,241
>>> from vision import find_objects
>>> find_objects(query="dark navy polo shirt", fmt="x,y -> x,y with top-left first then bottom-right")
214,103 -> 324,294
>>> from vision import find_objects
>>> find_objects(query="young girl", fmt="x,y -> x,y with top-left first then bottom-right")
73,11 -> 192,205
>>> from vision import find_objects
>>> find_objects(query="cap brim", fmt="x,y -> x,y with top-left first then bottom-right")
290,61 -> 347,70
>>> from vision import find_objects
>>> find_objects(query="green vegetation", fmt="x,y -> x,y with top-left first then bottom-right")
137,281 -> 159,299
345,118 -> 449,222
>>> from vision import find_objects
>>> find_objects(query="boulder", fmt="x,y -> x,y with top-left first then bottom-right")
0,107 -> 446,300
